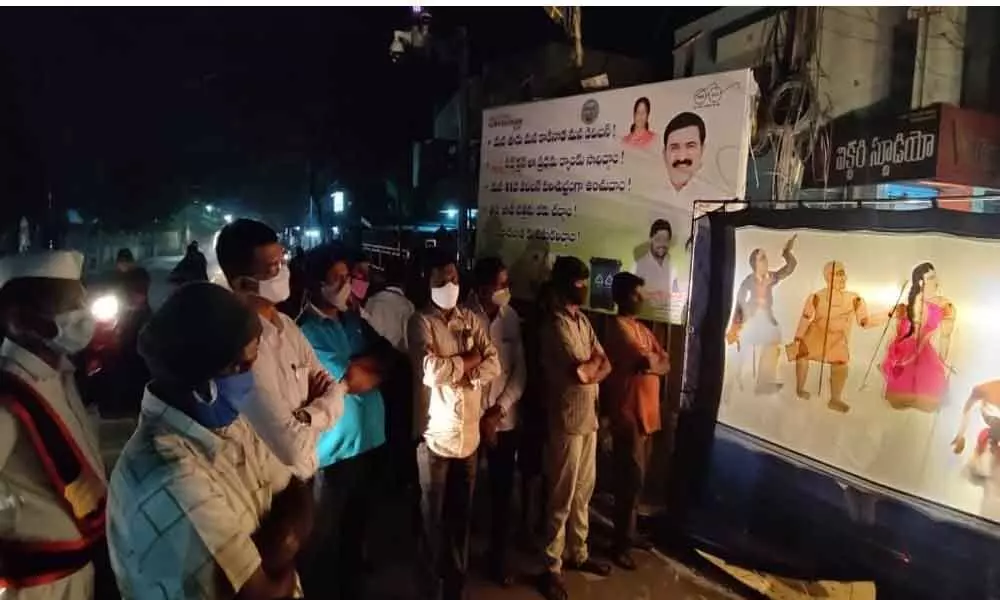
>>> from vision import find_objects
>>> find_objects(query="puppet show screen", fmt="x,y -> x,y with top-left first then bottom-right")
718,226 -> 1000,525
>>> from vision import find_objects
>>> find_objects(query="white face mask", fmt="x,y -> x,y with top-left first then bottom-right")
256,265 -> 291,304
492,288 -> 511,308
431,282 -> 461,310
46,309 -> 96,355
321,281 -> 352,312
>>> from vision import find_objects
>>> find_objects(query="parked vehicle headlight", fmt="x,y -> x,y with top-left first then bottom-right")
90,294 -> 120,323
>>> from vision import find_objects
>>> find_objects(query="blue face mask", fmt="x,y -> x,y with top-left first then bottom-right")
189,370 -> 255,429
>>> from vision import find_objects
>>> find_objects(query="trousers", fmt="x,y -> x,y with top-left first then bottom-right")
612,425 -> 653,550
485,430 -> 517,566
418,445 -> 477,599
543,431 -> 597,574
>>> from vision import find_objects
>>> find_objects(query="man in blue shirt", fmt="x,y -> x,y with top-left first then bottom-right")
295,243 -> 391,600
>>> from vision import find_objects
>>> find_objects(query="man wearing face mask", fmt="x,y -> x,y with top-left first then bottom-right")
294,244 -> 386,600
349,253 -> 372,308
538,256 -> 613,600
107,282 -> 313,599
0,251 -> 108,600
215,219 -> 355,480
407,249 -> 501,600
603,272 -> 669,571
466,256 -> 525,587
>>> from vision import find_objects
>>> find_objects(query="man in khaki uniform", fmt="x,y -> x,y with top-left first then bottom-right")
0,251 -> 106,600
538,257 -> 613,600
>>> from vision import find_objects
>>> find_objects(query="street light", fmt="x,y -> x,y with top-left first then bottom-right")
223,213 -> 234,224
332,191 -> 345,214
205,204 -> 215,214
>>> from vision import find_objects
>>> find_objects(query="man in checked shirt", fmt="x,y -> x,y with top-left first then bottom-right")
407,249 -> 501,600
538,256 -> 613,600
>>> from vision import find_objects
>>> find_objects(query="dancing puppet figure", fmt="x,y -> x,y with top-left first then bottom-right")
726,234 -> 798,394
790,261 -> 886,413
881,262 -> 955,413
952,380 -> 1000,479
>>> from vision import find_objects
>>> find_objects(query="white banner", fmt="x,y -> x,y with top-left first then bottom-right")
477,70 -> 757,323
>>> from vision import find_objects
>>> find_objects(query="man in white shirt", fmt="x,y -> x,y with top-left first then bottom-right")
632,219 -> 677,321
362,260 -> 415,352
407,249 -> 501,600
467,257 -> 526,587
214,219 -> 376,480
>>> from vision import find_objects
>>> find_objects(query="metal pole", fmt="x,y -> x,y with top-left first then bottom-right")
456,25 -> 471,268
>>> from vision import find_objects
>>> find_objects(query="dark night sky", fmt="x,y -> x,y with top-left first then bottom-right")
0,7 -> 715,228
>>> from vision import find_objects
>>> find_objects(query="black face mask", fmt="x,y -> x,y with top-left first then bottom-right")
618,298 -> 641,316
566,285 -> 588,306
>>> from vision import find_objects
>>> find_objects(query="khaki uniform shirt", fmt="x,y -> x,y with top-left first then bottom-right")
538,309 -> 605,435
107,390 -> 297,599
0,340 -> 105,600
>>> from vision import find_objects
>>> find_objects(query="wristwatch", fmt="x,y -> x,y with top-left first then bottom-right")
293,408 -> 311,425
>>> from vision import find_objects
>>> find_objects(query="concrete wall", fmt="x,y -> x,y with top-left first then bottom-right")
674,7 -> 912,119
814,7 -> 907,117
911,6 -> 966,108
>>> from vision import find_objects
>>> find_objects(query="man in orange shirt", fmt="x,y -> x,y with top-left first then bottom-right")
603,272 -> 669,570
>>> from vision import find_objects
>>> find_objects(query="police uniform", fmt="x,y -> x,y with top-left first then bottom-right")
0,251 -> 107,600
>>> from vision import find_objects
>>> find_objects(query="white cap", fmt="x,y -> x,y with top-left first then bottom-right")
0,251 -> 85,291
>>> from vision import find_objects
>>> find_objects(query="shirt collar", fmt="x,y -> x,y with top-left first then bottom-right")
642,251 -> 669,267
466,293 -> 506,322
140,387 -> 225,458
305,302 -> 341,322
259,312 -> 287,341
428,303 -> 465,325
0,339 -> 73,382
555,305 -> 585,324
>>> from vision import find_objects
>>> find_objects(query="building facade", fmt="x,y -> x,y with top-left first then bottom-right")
672,7 -> 1000,211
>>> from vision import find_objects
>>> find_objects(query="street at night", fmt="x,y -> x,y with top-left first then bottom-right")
4,5 -> 1000,600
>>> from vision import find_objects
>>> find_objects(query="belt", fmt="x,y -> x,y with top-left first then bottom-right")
0,535 -> 101,589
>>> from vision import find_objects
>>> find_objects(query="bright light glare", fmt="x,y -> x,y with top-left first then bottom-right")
90,294 -> 120,323
412,5 -> 422,14
442,208 -> 458,219
332,226 -> 340,235
332,191 -> 345,214
223,213 -> 234,223
304,229 -> 321,239
205,204 -> 215,214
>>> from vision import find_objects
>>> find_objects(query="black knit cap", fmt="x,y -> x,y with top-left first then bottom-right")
138,282 -> 262,387
551,256 -> 589,286
303,242 -> 353,288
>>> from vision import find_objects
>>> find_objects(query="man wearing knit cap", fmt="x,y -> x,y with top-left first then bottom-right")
107,282 -> 314,599
0,250 -> 106,600
538,256 -> 613,600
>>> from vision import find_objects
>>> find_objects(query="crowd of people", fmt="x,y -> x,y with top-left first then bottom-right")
0,217 -> 670,600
